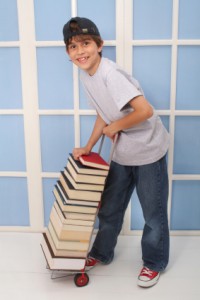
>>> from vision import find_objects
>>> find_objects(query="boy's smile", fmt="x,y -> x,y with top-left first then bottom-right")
67,36 -> 103,75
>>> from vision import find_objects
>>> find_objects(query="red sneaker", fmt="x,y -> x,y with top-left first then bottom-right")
137,267 -> 160,287
85,257 -> 100,270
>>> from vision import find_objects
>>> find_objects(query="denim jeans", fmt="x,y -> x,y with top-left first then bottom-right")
89,155 -> 169,272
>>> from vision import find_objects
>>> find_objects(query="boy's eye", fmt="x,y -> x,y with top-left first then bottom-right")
69,44 -> 76,50
83,41 -> 90,46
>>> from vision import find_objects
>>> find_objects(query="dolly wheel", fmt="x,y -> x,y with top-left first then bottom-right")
74,273 -> 89,287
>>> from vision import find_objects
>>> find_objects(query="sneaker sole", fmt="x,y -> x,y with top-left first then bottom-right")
137,273 -> 160,288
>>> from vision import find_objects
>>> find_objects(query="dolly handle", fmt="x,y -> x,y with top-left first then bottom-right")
98,133 -> 119,164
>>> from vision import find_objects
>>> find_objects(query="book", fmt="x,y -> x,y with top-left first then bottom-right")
46,230 -> 87,258
66,160 -> 107,185
48,221 -> 91,249
53,185 -> 98,214
53,201 -> 94,227
63,210 -> 96,221
59,171 -> 102,201
56,182 -> 99,207
64,167 -> 104,191
68,154 -> 109,176
79,152 -> 109,170
41,233 -> 86,270
49,206 -> 93,241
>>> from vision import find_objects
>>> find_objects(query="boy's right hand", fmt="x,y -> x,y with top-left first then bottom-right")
72,147 -> 90,160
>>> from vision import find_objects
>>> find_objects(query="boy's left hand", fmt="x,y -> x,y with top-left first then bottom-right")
103,124 -> 117,139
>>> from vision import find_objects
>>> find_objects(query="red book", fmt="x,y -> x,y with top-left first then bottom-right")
79,152 -> 109,170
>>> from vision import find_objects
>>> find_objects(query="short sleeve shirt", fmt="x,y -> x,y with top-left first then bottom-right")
80,57 -> 169,166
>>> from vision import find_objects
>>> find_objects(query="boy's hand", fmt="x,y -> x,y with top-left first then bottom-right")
103,124 -> 117,139
72,147 -> 90,160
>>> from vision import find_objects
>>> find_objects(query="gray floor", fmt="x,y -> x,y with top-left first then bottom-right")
0,232 -> 200,300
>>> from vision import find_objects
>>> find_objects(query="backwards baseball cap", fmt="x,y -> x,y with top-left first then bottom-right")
63,17 -> 101,43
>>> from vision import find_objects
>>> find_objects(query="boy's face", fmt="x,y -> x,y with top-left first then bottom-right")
67,35 -> 103,75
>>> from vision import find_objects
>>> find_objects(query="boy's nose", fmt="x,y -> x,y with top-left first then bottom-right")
77,45 -> 85,54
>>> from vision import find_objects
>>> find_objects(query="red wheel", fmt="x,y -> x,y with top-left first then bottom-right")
74,273 -> 89,287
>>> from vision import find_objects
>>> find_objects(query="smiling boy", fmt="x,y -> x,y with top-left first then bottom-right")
63,17 -> 170,288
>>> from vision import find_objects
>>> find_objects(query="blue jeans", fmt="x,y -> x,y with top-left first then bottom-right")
89,155 -> 169,272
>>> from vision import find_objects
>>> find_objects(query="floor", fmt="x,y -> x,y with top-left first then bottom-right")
0,232 -> 199,300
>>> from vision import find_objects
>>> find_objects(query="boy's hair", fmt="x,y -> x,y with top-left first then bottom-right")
63,17 -> 103,56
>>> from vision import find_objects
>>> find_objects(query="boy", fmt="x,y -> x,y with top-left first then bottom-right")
63,17 -> 170,287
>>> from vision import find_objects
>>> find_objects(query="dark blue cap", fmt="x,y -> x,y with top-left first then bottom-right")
63,17 -> 100,42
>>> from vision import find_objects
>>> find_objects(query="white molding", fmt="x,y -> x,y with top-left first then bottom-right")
121,229 -> 200,236
2,109 -> 200,117
122,0 -> 133,235
0,172 -> 27,177
123,0 -> 133,74
131,40 -> 200,46
17,0 -> 44,230
116,0 -> 124,66
167,0 -> 179,229
0,110 -> 24,115
172,175 -> 200,180
0,41 -> 20,47
71,0 -> 77,17
34,40 -> 117,47
41,172 -> 60,178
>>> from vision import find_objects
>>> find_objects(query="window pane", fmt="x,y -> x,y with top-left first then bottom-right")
174,117 -> 200,174
40,116 -> 75,172
178,0 -> 200,39
171,181 -> 200,230
0,0 -> 19,41
0,48 -> 22,109
0,116 -> 26,171
77,0 -> 116,40
34,0 -> 71,41
133,0 -> 172,39
0,177 -> 29,226
37,47 -> 74,109
176,46 -> 200,110
133,46 -> 171,109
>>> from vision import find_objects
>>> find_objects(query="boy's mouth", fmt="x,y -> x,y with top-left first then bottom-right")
77,57 -> 89,63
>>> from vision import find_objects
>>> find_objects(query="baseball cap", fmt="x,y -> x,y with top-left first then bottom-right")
63,17 -> 101,43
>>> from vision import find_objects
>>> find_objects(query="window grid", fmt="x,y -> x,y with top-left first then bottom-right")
0,0 -> 199,235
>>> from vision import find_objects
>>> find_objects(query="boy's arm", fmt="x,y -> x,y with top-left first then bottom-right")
103,95 -> 153,139
73,114 -> 107,160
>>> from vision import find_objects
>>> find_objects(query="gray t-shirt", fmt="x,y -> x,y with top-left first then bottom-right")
80,57 -> 170,166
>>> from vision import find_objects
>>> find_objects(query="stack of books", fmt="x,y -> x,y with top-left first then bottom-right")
41,152 -> 109,270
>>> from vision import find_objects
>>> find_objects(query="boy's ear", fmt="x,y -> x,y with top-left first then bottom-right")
98,41 -> 104,53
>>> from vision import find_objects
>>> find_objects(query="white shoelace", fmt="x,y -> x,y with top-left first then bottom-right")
141,267 -> 153,276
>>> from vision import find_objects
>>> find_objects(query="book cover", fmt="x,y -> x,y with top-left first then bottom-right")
66,160 -> 107,185
48,221 -> 91,249
53,201 -> 94,226
59,171 -> 102,201
56,182 -> 99,207
64,167 -> 104,191
49,206 -> 93,241
41,233 -> 86,270
53,185 -> 98,214
53,201 -> 95,227
68,154 -> 109,176
46,230 -> 87,258
63,210 -> 96,221
79,152 -> 109,170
